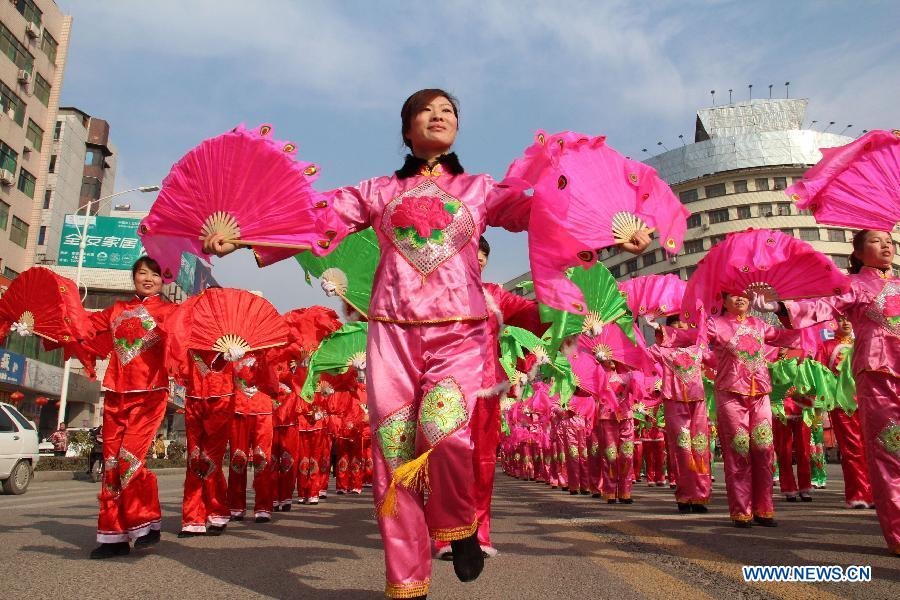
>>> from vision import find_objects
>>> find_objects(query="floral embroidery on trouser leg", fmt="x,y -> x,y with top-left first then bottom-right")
620,441 -> 634,458
878,421 -> 900,456
677,427 -> 691,451
118,447 -> 142,490
230,450 -> 248,474
731,428 -> 750,458
751,421 -> 774,448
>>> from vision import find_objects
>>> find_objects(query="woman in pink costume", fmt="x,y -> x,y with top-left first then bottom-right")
672,293 -> 799,527
204,89 -> 650,598
648,314 -> 712,513
756,229 -> 899,554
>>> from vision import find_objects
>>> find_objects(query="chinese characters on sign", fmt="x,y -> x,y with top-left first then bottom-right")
57,215 -> 145,269
0,350 -> 27,384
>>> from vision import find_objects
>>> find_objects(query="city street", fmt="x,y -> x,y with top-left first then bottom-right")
2,464 -> 897,599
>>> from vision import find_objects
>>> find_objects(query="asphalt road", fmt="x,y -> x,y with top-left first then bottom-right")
1,464 -> 897,599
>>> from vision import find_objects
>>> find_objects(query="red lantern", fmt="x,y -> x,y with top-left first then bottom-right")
35,397 -> 49,407
9,391 -> 24,402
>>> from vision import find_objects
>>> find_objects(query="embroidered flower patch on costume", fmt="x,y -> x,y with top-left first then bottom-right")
732,428 -> 750,457
419,378 -> 468,447
377,404 -> 417,471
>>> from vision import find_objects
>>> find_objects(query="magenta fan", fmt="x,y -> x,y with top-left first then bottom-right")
681,229 -> 851,323
618,274 -> 686,318
786,129 -> 900,231
139,123 -> 347,281
502,130 -> 689,314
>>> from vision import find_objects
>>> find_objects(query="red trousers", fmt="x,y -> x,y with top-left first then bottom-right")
470,394 -> 501,547
335,434 -> 366,492
363,436 -> 373,486
643,439 -> 666,484
829,408 -> 873,506
257,425 -> 300,509
632,440 -> 643,482
97,390 -> 168,543
297,428 -> 327,501
227,413 -> 273,518
318,433 -> 334,494
182,394 -> 234,532
773,417 -> 812,496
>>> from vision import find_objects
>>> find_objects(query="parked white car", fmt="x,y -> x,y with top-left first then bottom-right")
0,402 -> 40,494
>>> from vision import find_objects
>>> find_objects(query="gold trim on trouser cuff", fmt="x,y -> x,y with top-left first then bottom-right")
430,518 -> 478,542
731,513 -> 752,522
385,579 -> 430,599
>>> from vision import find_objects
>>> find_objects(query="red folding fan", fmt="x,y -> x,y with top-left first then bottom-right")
138,123 -> 348,281
185,288 -> 289,357
0,267 -> 92,343
284,306 -> 342,354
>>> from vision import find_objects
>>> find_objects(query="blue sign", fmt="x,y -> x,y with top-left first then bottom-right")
0,350 -> 26,384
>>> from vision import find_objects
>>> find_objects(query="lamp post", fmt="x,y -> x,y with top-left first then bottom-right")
56,185 -> 160,426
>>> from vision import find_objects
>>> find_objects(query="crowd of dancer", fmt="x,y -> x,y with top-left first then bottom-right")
4,88 -> 897,600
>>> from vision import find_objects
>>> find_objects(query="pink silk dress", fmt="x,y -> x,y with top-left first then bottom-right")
785,266 -> 900,553
256,164 -> 532,597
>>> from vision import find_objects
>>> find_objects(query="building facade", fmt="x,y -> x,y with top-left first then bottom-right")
0,0 -> 71,279
505,99 -> 900,296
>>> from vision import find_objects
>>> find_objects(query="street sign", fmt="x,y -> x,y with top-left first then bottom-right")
57,214 -> 145,269
176,252 -> 198,295
0,350 -> 26,384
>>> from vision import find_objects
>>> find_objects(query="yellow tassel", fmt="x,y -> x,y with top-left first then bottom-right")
687,452 -> 698,473
377,480 -> 399,518
394,447 -> 433,494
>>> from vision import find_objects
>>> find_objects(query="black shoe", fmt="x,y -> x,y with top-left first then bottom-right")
618,498 -> 633,504
89,542 -> 130,559
133,529 -> 161,548
281,504 -> 292,512
785,495 -> 797,502
177,531 -> 205,538
591,493 -> 602,498
207,525 -> 226,536
561,487 -> 569,491
691,504 -> 709,514
800,494 -> 812,502
607,498 -> 617,504
337,490 -> 346,495
753,516 -> 777,527
733,520 -> 752,528
255,516 -> 271,524
579,490 -> 590,495
677,503 -> 692,514
232,515 -> 244,522
450,531 -> 484,582
569,490 -> 579,495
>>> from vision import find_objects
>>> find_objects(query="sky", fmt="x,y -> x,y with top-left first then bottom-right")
55,0 -> 900,311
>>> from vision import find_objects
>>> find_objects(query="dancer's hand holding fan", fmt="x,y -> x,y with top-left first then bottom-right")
502,130 -> 689,314
786,129 -> 900,231
139,124 -> 346,281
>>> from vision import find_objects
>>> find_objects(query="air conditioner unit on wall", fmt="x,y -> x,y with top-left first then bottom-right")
17,69 -> 31,84
0,169 -> 15,185
25,22 -> 40,39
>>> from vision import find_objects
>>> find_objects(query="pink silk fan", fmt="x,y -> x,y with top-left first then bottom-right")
139,124 -> 346,281
786,129 -> 900,231
502,130 -> 689,315
619,274 -> 686,318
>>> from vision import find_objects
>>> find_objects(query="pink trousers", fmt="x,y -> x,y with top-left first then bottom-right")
553,422 -> 568,488
598,418 -> 635,500
368,320 -> 485,599
663,399 -> 711,504
560,414 -> 589,492
856,372 -> 900,554
716,391 -> 775,521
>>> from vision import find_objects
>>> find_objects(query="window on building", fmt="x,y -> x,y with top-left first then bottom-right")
17,168 -> 35,198
684,239 -> 705,254
792,177 -> 803,184
828,229 -> 846,243
15,0 -> 42,25
737,205 -> 751,219
799,228 -> 820,241
0,141 -> 17,174
0,200 -> 8,229
704,183 -> 726,198
40,29 -> 57,64
777,202 -> 791,216
608,264 -> 621,278
53,120 -> 62,140
37,224 -> 45,245
625,258 -> 638,274
709,234 -> 727,246
33,73 -> 50,107
733,180 -> 748,193
755,178 -> 770,191
780,228 -> 794,236
9,215 -> 28,247
25,119 -> 43,152
773,177 -> 788,191
686,213 -> 701,229
42,188 -> 51,209
831,255 -> 849,269
81,177 -> 102,205
643,250 -> 658,266
709,208 -> 730,224
0,80 -> 25,126
0,22 -> 34,74
84,149 -> 105,167
685,265 -> 698,279
679,189 -> 699,203
48,154 -> 57,173
2,266 -> 18,279
758,203 -> 772,217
